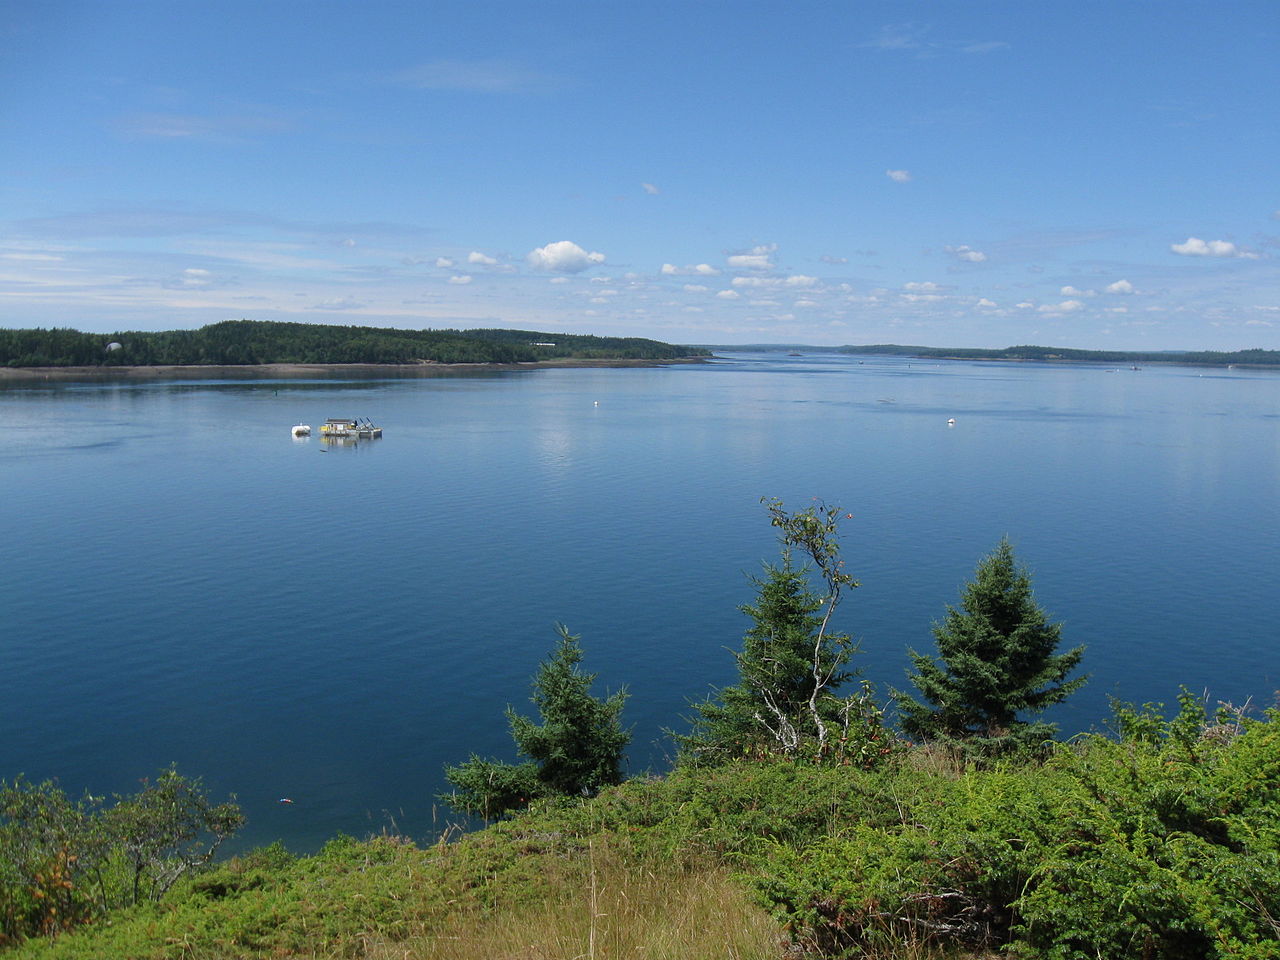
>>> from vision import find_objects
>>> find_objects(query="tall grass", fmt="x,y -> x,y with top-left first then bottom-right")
366,843 -> 779,960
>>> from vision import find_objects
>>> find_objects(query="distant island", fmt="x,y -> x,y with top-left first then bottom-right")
838,343 -> 1280,367
0,319 -> 710,369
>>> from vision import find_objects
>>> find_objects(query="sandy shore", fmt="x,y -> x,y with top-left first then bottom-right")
0,356 -> 709,383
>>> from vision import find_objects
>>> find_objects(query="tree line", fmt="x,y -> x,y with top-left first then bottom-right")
0,320 -> 709,368
839,343 -> 1280,366
442,498 -> 1086,819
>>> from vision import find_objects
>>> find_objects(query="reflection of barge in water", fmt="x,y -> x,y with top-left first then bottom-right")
319,417 -> 382,439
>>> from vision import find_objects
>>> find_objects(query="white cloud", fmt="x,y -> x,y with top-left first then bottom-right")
683,284 -> 708,293
726,243 -> 777,270
435,256 -> 455,268
946,244 -> 987,263
181,268 -> 212,286
641,182 -> 660,195
820,254 -> 848,264
730,274 -> 818,289
662,262 -> 720,276
448,275 -> 472,285
886,169 -> 912,183
977,298 -> 998,308
527,240 -> 606,273
1170,237 -> 1258,259
902,293 -> 944,302
794,299 -> 819,308
1037,299 -> 1084,314
716,289 -> 741,299
1060,285 -> 1096,297
903,280 -> 941,292
549,276 -> 570,284
468,250 -> 499,266
1105,279 -> 1135,294
1016,300 -> 1035,309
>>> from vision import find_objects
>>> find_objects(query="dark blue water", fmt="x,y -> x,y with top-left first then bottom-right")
3,353 -> 1278,850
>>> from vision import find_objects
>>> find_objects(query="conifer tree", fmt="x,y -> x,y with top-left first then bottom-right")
682,499 -> 887,764
894,538 -> 1086,755
443,625 -> 629,819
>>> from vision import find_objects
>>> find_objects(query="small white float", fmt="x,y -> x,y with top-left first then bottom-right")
291,424 -> 311,437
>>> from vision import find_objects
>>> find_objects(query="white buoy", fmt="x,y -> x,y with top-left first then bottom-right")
291,424 -> 311,437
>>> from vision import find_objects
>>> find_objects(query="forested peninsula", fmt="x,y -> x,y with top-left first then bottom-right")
0,320 -> 709,369
840,343 -> 1280,366
5,501 -> 1280,960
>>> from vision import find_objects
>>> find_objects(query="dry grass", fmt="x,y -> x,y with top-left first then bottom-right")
365,842 -> 782,960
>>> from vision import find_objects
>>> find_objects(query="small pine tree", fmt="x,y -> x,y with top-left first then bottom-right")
443,625 -> 629,819
894,538 -> 1086,756
682,499 -> 888,765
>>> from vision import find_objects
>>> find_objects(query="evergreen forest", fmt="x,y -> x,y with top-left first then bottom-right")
839,343 -> 1280,366
0,320 -> 709,368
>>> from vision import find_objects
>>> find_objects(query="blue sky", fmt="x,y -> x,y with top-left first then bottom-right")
2,1 -> 1277,349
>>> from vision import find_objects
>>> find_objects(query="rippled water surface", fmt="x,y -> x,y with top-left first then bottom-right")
3,352 -> 1278,849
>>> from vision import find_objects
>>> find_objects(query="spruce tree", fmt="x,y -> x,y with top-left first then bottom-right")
682,498 -> 887,764
443,625 -> 629,819
894,538 -> 1085,755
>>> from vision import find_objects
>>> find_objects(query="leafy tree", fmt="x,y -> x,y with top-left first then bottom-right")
103,766 -> 245,904
894,537 -> 1086,755
682,499 -> 889,765
0,768 -> 242,944
443,625 -> 629,819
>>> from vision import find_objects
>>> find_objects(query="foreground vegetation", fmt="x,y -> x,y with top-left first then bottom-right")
840,343 -> 1280,366
0,320 -> 709,368
6,502 -> 1279,958
7,702 -> 1279,959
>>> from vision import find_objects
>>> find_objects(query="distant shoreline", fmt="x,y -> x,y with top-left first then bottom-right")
0,356 -> 710,383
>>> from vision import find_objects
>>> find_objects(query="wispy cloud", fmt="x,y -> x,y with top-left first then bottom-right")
886,169 -> 912,183
866,23 -> 1008,57
390,59 -> 562,93
311,297 -> 366,311
10,208 -> 427,242
641,182 -> 660,195
110,112 -> 292,143
661,262 -> 720,276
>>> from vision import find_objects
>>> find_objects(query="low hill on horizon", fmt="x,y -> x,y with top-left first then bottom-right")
0,320 -> 710,368
695,342 -> 1279,366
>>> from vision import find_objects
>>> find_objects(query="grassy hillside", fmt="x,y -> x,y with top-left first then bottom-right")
10,693 -> 1280,959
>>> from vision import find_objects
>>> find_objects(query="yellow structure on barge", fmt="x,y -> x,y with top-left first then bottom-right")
319,417 -> 382,439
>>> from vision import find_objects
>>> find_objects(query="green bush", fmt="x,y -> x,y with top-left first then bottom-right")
754,694 -> 1280,959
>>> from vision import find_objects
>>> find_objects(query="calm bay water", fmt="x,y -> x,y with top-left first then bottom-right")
2,352 -> 1278,850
